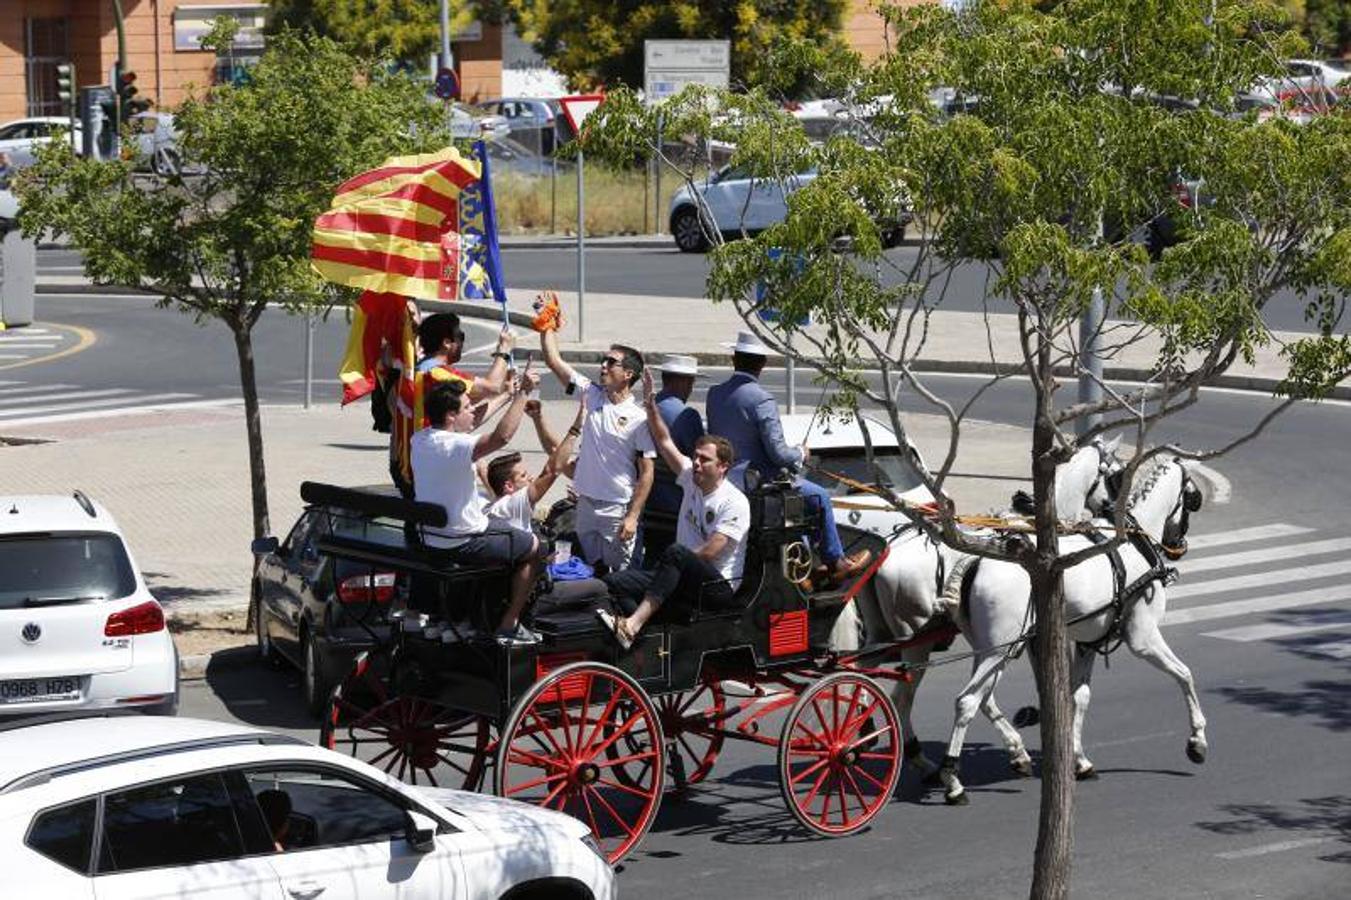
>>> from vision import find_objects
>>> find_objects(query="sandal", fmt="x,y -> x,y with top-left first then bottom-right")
596,609 -> 635,650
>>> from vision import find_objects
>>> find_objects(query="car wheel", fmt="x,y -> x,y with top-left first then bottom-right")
303,630 -> 333,719
671,206 -> 711,253
881,224 -> 906,249
152,147 -> 180,177
254,588 -> 279,667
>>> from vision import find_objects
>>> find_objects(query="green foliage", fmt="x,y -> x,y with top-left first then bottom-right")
14,30 -> 447,327
267,0 -> 493,67
503,0 -> 850,92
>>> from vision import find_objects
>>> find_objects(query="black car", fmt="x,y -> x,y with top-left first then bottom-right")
250,492 -> 405,716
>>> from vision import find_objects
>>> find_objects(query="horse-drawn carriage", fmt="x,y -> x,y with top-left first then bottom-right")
306,476 -> 952,864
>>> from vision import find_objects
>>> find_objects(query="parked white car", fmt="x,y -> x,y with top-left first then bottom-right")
781,413 -> 935,536
0,715 -> 615,899
669,165 -> 911,252
126,111 -> 182,176
0,493 -> 177,716
0,117 -> 82,169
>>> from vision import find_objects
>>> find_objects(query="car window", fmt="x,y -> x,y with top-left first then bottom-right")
0,532 -> 138,608
242,768 -> 418,852
0,123 -> 32,140
803,446 -> 927,498
26,799 -> 97,873
281,510 -> 318,557
98,773 -> 244,873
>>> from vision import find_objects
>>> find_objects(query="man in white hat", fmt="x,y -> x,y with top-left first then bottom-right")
649,354 -> 706,514
706,329 -> 872,584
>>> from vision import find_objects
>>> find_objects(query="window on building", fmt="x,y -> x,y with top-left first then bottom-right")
24,18 -> 70,117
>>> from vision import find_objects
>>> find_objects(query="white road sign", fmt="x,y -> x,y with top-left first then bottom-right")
644,39 -> 730,105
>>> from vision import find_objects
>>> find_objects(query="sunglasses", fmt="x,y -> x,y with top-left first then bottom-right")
600,357 -> 624,369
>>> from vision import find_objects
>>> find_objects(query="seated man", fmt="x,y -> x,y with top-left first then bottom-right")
598,371 -> 750,650
483,402 -> 585,533
411,368 -> 546,645
706,329 -> 871,585
255,789 -> 291,852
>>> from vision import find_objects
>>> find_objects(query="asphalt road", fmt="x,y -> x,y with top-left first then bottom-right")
9,284 -> 1350,898
38,244 -> 1328,334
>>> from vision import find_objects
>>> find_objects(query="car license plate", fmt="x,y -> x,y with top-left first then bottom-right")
0,676 -> 81,704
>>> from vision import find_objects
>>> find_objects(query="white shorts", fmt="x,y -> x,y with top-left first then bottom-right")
575,495 -> 637,571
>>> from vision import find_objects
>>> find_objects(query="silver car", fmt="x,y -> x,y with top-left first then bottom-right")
127,111 -> 182,176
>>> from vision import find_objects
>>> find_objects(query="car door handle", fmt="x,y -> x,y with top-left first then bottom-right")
286,882 -> 326,900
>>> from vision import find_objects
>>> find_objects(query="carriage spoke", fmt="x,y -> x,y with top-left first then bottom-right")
851,763 -> 888,793
843,767 -> 872,811
572,673 -> 594,752
595,776 -> 657,801
788,755 -> 831,786
588,783 -> 640,838
581,691 -> 625,752
504,770 -> 568,796
506,746 -> 558,770
527,706 -> 568,758
595,748 -> 658,770
578,784 -> 604,843
841,697 -> 882,738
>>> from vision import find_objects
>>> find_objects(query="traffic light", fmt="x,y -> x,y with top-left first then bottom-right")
117,68 -> 142,122
56,62 -> 76,115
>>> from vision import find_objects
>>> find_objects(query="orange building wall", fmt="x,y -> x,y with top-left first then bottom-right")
846,0 -> 933,61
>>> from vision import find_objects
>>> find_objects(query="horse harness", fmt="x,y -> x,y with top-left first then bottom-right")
1073,518 -> 1178,657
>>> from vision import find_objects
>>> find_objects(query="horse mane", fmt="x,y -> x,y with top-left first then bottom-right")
1127,457 -> 1175,509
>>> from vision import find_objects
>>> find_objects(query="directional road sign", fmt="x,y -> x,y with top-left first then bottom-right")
644,40 -> 730,105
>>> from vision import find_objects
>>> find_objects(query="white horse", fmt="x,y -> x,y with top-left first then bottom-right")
937,455 -> 1206,805
834,437 -> 1124,782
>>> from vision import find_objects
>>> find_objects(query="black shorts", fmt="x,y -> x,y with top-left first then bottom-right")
437,526 -> 537,566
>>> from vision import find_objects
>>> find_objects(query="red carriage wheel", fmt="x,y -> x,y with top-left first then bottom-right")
607,681 -> 726,793
322,650 -> 491,790
778,672 -> 902,836
495,662 -> 665,864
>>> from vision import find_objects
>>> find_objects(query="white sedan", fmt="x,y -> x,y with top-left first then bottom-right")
0,116 -> 82,169
0,715 -> 615,899
0,493 -> 177,717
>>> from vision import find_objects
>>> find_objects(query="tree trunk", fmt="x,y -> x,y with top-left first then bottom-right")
1028,413 -> 1074,899
233,324 -> 270,540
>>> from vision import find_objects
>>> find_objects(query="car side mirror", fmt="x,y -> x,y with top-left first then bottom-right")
404,809 -> 438,853
251,536 -> 279,556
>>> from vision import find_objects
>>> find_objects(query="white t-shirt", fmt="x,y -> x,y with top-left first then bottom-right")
676,462 -> 751,583
570,376 -> 657,505
485,489 -> 533,533
410,428 -> 486,547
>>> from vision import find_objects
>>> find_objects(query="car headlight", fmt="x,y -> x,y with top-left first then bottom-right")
580,832 -> 610,866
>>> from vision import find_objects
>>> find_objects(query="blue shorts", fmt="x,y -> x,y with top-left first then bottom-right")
440,526 -> 537,566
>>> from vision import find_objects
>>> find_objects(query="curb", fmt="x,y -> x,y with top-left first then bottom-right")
179,645 -> 255,682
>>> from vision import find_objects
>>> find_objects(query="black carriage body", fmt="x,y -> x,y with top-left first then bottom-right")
303,480 -> 886,727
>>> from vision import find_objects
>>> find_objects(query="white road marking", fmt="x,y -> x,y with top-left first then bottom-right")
0,340 -> 61,347
0,397 -> 237,427
0,388 -> 134,409
1169,559 -> 1351,599
1186,524 -> 1315,550
0,383 -> 79,397
1165,585 -> 1350,626
1181,537 -> 1351,574
1201,610 -> 1351,642
1216,836 -> 1341,859
0,355 -> 26,360
0,393 -> 204,422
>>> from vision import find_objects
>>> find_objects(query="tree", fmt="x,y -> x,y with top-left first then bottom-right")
503,0 -> 850,91
13,24 -> 448,540
578,1 -> 1350,896
267,0 -> 495,68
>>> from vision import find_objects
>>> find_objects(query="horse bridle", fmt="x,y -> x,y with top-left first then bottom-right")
1159,461 -> 1203,560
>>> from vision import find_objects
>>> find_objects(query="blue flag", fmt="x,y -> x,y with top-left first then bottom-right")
455,140 -> 510,305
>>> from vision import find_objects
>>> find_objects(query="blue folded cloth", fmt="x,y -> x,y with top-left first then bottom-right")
548,557 -> 594,581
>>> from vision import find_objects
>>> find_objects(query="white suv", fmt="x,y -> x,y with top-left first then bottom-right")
0,493 -> 177,716
0,715 -> 615,899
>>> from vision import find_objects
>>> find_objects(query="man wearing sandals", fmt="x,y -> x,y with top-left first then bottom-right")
599,371 -> 750,649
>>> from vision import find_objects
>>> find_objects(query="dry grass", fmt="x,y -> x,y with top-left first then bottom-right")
494,165 -> 707,236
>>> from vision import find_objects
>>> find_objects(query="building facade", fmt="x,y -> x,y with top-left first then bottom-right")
0,1 -> 504,124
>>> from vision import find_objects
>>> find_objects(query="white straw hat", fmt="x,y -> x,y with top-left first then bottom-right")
658,354 -> 700,376
722,329 -> 771,355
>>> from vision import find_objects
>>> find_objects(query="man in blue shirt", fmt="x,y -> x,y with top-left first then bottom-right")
648,354 -> 705,514
706,330 -> 871,585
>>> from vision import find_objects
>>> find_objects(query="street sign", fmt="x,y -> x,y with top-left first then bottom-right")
434,67 -> 459,100
557,94 -> 604,134
644,39 -> 730,105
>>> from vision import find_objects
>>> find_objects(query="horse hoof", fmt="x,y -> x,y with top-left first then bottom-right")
945,791 -> 969,807
1187,741 -> 1207,764
1075,766 -> 1098,781
1011,757 -> 1034,778
1012,706 -> 1040,728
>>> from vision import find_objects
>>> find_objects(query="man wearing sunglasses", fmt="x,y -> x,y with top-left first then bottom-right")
539,319 -> 656,573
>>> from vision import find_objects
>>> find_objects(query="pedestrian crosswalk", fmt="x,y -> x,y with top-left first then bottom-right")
0,326 -> 66,362
1165,523 -> 1351,660
0,378 -> 232,427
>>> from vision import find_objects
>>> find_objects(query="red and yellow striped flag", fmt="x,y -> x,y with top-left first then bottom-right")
336,290 -> 416,406
311,147 -> 482,300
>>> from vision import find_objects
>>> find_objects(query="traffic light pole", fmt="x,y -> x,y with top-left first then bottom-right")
112,0 -> 127,122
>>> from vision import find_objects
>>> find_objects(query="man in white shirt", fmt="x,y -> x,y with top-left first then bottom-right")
483,402 -> 585,532
539,319 -> 655,573
411,366 -> 545,645
598,371 -> 751,649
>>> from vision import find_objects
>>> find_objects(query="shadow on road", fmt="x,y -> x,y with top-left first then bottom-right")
1195,795 -> 1351,865
201,647 -> 319,733
1215,611 -> 1351,734
145,571 -> 232,603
